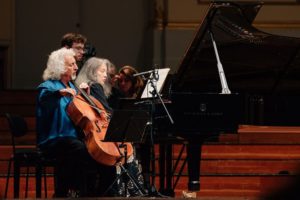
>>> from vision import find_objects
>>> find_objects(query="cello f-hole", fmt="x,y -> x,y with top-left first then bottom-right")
94,120 -> 101,132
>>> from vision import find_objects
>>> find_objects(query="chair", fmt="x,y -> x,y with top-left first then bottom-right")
4,113 -> 56,198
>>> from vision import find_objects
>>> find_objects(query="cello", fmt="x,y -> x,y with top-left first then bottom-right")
66,81 -> 133,166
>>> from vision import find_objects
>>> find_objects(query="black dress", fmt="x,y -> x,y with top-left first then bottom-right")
90,83 -> 113,113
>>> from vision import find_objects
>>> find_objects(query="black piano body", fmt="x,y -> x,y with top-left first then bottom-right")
153,92 -> 241,141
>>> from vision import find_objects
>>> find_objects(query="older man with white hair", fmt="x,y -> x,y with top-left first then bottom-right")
36,48 -> 97,197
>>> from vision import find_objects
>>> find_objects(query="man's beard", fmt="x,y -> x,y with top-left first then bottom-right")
71,74 -> 77,80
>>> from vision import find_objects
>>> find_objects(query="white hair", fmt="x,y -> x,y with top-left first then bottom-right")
76,57 -> 113,97
42,48 -> 75,81
102,59 -> 115,97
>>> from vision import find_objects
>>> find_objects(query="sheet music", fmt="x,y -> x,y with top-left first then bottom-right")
141,68 -> 170,99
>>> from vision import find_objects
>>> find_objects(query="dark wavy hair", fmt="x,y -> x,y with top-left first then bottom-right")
118,65 -> 144,98
61,33 -> 87,48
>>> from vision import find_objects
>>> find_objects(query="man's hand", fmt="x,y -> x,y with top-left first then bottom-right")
59,88 -> 76,97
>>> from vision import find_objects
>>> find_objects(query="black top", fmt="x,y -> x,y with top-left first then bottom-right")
108,87 -> 126,110
90,83 -> 113,113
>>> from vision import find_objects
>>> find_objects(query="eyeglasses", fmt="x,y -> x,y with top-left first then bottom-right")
72,44 -> 84,52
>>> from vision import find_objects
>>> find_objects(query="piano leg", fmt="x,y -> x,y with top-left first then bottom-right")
159,144 -> 165,193
187,140 -> 203,191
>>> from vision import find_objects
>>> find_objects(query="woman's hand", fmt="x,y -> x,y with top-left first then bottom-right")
79,82 -> 90,94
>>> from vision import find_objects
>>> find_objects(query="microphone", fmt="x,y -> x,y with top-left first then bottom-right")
133,70 -> 155,77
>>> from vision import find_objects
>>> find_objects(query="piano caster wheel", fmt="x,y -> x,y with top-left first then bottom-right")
188,181 -> 200,191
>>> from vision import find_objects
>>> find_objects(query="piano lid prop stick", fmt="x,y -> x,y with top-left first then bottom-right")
209,31 -> 231,94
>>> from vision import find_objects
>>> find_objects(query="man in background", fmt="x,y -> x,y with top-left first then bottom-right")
61,33 -> 92,73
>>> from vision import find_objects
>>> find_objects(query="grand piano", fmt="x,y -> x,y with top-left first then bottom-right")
150,1 -> 300,195
113,1 -> 300,196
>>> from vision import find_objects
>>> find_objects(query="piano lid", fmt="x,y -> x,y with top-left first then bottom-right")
173,1 -> 300,95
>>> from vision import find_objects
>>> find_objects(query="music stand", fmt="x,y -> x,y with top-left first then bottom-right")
134,68 -> 174,197
102,109 -> 149,196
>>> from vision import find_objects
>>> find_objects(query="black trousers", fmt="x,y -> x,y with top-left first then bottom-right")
40,137 -> 144,197
40,137 -> 99,197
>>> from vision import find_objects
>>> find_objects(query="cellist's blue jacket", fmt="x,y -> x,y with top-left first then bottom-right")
36,80 -> 78,146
